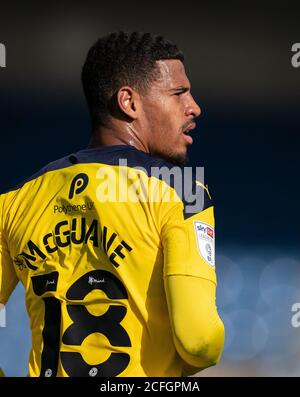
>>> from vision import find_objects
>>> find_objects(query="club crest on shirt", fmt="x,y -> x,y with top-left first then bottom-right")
193,221 -> 215,267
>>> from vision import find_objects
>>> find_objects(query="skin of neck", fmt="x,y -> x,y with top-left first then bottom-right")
88,117 -> 150,153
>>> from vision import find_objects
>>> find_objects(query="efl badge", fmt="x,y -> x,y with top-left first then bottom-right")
193,221 -> 215,267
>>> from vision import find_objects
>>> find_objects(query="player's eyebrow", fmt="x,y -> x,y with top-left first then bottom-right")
169,86 -> 190,93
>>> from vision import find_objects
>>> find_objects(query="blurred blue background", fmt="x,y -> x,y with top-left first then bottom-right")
0,1 -> 299,376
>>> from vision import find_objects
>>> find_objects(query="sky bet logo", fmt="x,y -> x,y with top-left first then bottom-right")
197,224 -> 214,238
69,173 -> 89,199
0,43 -> 6,67
291,43 -> 300,68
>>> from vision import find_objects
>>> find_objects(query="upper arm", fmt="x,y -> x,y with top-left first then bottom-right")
162,205 -> 216,283
161,184 -> 224,371
0,195 -> 18,304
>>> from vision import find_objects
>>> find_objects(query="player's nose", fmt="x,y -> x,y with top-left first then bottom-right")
185,95 -> 201,119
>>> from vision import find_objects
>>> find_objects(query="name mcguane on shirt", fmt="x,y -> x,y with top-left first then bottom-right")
13,217 -> 133,271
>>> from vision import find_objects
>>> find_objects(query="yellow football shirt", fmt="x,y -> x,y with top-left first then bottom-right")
0,145 -> 216,377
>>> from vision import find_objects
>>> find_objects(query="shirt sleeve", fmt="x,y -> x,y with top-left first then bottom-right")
164,274 -> 225,371
0,195 -> 19,304
161,182 -> 216,284
160,182 -> 224,371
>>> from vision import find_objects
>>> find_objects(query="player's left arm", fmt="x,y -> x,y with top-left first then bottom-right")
164,273 -> 224,374
0,194 -> 19,305
162,188 -> 224,374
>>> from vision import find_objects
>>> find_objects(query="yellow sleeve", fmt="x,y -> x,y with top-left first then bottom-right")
161,198 -> 224,372
162,203 -> 216,283
164,275 -> 225,373
0,195 -> 19,304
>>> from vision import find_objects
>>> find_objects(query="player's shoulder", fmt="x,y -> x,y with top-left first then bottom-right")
1,153 -> 74,196
1,145 -> 213,217
124,150 -> 213,218
0,145 -> 166,195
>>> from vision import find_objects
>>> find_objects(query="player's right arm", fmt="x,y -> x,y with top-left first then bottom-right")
0,194 -> 19,305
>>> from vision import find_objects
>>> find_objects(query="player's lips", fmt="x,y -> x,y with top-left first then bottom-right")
182,122 -> 196,144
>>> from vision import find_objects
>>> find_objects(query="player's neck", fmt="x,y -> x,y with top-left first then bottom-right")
88,124 -> 149,153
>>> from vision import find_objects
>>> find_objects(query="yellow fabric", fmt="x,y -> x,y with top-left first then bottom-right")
164,275 -> 225,373
0,153 -> 222,377
0,195 -> 18,304
162,206 -> 216,282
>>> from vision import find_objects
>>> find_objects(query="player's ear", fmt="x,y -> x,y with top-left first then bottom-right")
117,86 -> 140,120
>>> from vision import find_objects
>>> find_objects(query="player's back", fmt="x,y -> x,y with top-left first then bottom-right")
0,145 -> 184,377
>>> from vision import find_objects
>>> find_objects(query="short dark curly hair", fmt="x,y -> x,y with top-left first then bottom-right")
81,31 -> 184,130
